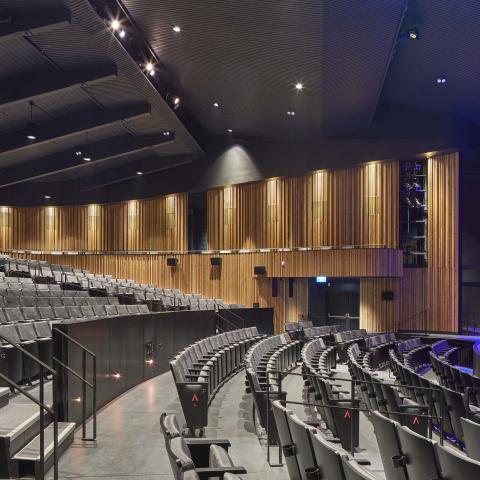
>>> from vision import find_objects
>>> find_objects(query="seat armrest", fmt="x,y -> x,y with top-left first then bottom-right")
186,438 -> 231,448
196,467 -> 247,479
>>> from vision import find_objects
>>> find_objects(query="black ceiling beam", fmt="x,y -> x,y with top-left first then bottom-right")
81,156 -> 193,191
0,8 -> 71,43
0,133 -> 173,189
0,64 -> 118,109
0,103 -> 151,156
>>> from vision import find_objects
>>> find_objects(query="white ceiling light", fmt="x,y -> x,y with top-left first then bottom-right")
136,171 -> 143,175
111,19 -> 120,31
227,128 -> 233,133
295,82 -> 304,91
119,29 -> 126,39
173,25 -> 181,33
44,195 -> 51,199
213,102 -> 219,108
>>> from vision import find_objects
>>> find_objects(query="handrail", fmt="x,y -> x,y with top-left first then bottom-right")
216,305 -> 246,330
52,328 -> 97,442
0,334 -> 58,480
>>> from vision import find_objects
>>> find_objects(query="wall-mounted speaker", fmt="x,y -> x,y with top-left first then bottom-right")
254,266 -> 267,276
381,291 -> 394,301
210,257 -> 222,266
167,257 -> 178,267
272,278 -> 278,297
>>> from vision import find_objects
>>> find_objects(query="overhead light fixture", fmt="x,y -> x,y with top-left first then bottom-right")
146,62 -> 154,72
436,77 -> 447,84
408,28 -> 419,40
111,19 -> 120,31
119,29 -> 126,39
163,130 -> 171,137
26,101 -> 37,141
213,102 -> 219,108
295,82 -> 304,91
227,128 -> 233,133
44,195 -> 51,199
173,25 -> 181,33
173,96 -> 180,106
83,157 -> 92,162
136,171 -> 143,175
75,151 -> 82,157
287,110 -> 296,116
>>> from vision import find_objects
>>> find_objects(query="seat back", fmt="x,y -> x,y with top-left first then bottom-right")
309,430 -> 346,480
436,442 -> 480,478
461,417 -> 480,462
395,424 -> 440,480
286,414 -> 316,480
370,411 -> 407,480
341,457 -> 380,480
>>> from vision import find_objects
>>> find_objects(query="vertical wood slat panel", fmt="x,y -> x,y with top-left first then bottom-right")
207,161 -> 399,250
0,194 -> 188,252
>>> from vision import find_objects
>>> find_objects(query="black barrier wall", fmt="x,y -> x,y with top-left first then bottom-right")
53,308 -> 274,425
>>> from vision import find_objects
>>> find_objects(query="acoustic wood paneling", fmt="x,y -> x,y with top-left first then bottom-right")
207,160 -> 399,250
427,152 -> 459,332
360,152 -> 459,333
0,194 -> 188,252
11,248 -> 401,333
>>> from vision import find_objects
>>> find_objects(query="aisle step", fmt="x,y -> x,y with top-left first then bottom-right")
11,422 -> 76,479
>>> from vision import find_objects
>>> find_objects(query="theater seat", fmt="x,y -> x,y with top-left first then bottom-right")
436,442 -> 480,477
461,417 -> 480,461
309,430 -> 347,480
341,457 -> 380,480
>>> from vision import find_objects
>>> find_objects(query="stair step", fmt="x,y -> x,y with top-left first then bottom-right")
11,422 -> 76,479
0,387 -> 9,408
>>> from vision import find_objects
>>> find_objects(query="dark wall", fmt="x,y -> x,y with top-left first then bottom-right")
2,105 -> 478,206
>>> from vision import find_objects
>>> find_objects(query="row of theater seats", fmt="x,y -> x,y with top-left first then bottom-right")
161,413 -> 247,480
1,256 -> 240,312
0,300 -> 150,323
390,348 -> 480,455
302,338 -> 337,377
334,329 -> 367,363
372,409 -> 480,479
348,345 -> 429,436
0,322 -> 52,386
396,338 -> 431,370
272,400 -> 378,480
170,327 -> 263,433
303,326 -> 339,339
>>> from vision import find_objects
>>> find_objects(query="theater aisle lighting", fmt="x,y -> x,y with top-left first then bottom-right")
173,25 -> 181,33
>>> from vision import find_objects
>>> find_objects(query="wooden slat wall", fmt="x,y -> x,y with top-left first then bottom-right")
360,152 -> 459,333
427,152 -> 459,332
207,160 -> 399,250
0,194 -> 188,252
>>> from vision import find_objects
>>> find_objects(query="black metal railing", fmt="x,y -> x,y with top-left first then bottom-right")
52,328 -> 97,441
0,333 -> 59,480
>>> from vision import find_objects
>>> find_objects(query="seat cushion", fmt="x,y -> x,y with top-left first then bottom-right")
209,444 -> 234,468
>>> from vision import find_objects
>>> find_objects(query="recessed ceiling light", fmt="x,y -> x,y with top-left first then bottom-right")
75,151 -> 82,156
408,28 -> 419,40
213,102 -> 219,108
173,96 -> 181,106
146,62 -> 154,72
44,195 -> 51,199
436,77 -> 447,84
227,128 -> 233,133
119,29 -> 126,39
26,134 -> 36,140
295,82 -> 304,91
287,110 -> 296,116
136,171 -> 143,175
173,25 -> 181,33
163,130 -> 171,136
111,19 -> 120,31
83,157 -> 92,162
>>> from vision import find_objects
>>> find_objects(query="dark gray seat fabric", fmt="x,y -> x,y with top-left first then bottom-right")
80,306 -> 95,318
4,307 -> 24,323
62,297 -> 75,307
67,306 -> 83,318
370,411 -> 407,480
105,305 -> 118,316
108,297 -> 120,305
286,414 -> 317,480
93,305 -> 106,317
5,296 -> 20,308
461,417 -> 480,461
138,304 -> 150,314
127,305 -> 139,314
74,297 -> 88,306
38,306 -> 54,320
116,305 -> 128,315
309,431 -> 347,480
22,307 -> 40,322
49,297 -> 63,307
53,306 -> 69,319
395,424 -> 441,480
436,442 -> 480,478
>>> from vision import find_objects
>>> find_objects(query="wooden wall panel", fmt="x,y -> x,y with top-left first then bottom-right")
207,161 -> 399,250
427,152 -> 459,332
0,194 -> 188,252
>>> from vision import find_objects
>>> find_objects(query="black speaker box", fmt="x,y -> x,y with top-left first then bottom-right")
167,257 -> 178,267
381,291 -> 394,301
254,266 -> 267,275
210,257 -> 222,266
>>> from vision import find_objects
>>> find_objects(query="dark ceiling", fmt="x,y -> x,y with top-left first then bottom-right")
0,0 -> 479,204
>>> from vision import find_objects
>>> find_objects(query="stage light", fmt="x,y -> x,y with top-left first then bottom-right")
83,157 -> 91,162
111,19 -> 120,31
173,25 -> 181,33
408,28 -> 419,40
295,82 -> 304,91
173,96 -> 180,106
